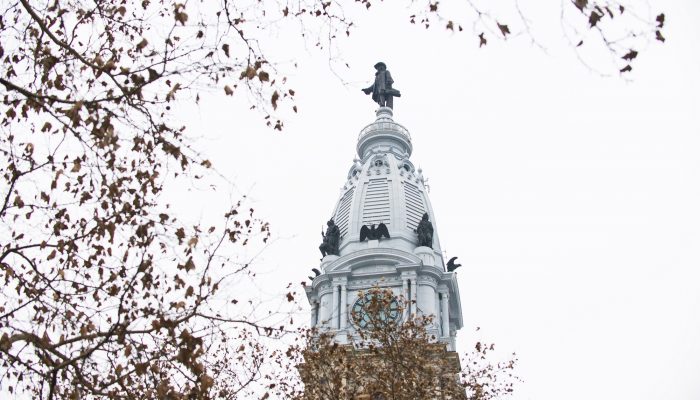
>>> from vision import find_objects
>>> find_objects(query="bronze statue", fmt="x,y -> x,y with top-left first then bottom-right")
415,213 -> 433,248
319,219 -> 340,257
308,268 -> 322,281
359,222 -> 390,241
447,256 -> 462,272
362,62 -> 401,109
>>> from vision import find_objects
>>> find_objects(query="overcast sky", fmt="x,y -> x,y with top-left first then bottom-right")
173,1 -> 699,399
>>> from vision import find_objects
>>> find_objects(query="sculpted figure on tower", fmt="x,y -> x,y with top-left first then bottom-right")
415,213 -> 434,249
319,219 -> 340,257
362,62 -> 401,109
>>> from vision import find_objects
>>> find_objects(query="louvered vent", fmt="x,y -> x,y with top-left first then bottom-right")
404,182 -> 426,229
362,179 -> 391,226
335,187 -> 355,237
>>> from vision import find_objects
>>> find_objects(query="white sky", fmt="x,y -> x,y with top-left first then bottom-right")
174,1 -> 700,399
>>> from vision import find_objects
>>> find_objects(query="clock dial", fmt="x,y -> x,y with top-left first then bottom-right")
351,292 -> 400,329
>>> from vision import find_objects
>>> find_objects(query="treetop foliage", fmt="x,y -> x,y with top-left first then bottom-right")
284,288 -> 518,400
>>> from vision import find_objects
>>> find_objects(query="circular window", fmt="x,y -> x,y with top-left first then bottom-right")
351,292 -> 400,329
374,159 -> 384,167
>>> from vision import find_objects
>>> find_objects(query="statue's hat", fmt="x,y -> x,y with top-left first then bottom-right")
374,61 -> 387,70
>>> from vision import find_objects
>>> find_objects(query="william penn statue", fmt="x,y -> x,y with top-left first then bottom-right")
362,62 -> 401,109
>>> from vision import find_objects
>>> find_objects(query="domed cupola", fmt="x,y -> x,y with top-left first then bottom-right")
332,107 -> 443,262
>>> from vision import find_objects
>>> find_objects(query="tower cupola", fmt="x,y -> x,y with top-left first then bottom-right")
331,107 -> 443,260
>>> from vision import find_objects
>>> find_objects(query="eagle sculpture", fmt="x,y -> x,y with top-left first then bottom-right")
447,257 -> 462,272
359,223 -> 390,241
308,268 -> 322,281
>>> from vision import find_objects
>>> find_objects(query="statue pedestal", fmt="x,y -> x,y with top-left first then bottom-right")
367,239 -> 379,249
320,255 -> 339,272
413,246 -> 437,268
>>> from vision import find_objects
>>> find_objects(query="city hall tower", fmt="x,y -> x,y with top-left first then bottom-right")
305,93 -> 464,352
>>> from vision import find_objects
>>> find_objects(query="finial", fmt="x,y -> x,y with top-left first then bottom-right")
361,62 -> 402,109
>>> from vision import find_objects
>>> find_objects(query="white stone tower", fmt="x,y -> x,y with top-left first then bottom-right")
305,107 -> 463,350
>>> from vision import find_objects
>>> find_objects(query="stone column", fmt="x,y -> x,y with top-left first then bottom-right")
440,292 -> 450,338
411,277 -> 418,315
332,284 -> 340,329
402,278 -> 409,320
340,283 -> 348,330
311,301 -> 318,327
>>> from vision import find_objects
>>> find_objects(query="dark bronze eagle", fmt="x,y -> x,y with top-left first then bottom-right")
359,223 -> 390,241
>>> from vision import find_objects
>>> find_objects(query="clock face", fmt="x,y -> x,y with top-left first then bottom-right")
351,292 -> 401,329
